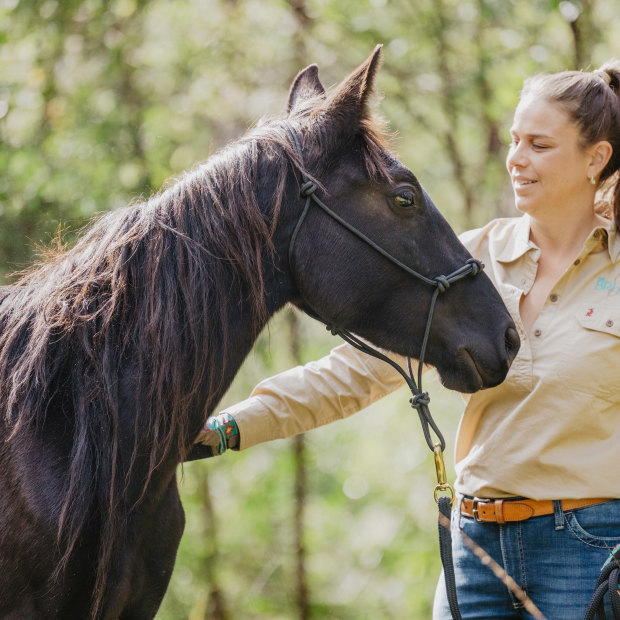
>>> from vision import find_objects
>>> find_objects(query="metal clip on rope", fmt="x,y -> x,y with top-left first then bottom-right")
434,442 -> 455,504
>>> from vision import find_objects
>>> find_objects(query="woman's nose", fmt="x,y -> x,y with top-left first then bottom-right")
506,143 -> 526,170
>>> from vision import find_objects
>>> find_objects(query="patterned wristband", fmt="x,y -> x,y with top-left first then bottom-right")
203,413 -> 240,455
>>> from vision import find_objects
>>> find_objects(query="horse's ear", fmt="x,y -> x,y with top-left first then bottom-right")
324,44 -> 383,126
287,64 -> 326,114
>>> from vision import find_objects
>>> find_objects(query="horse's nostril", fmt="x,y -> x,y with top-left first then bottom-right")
504,326 -> 520,363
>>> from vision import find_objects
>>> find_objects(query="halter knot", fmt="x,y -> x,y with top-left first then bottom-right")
466,258 -> 483,276
300,181 -> 318,197
326,324 -> 339,336
410,391 -> 431,409
434,275 -> 451,294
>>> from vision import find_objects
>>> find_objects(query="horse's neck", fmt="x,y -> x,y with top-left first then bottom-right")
203,265 -> 290,411
183,174 -> 296,417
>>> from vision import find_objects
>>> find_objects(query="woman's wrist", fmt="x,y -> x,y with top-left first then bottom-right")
196,412 -> 240,455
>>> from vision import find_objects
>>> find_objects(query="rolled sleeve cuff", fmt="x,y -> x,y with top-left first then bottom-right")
226,396 -> 288,450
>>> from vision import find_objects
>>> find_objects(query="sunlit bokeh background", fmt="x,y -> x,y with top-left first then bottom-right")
1,0 -> 618,617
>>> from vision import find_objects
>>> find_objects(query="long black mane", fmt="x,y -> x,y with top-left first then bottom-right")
0,107 -> 391,616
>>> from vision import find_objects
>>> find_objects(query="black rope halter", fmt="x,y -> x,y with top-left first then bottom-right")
286,128 -> 484,454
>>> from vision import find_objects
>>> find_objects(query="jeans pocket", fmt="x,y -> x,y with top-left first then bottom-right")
565,500 -> 620,548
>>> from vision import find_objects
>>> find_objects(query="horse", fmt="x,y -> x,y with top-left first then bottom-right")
0,46 -> 519,619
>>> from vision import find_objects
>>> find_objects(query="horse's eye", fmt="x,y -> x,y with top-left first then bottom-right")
393,189 -> 416,208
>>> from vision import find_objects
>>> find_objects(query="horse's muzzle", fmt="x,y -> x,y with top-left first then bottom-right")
505,325 -> 520,367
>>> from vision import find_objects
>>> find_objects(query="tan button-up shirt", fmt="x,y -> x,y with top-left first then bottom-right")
223,215 -> 620,500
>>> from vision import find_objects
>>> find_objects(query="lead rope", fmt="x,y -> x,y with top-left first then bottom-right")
285,128 -> 486,619
584,544 -> 620,619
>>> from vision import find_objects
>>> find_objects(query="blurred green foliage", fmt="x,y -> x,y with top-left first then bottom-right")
1,0 -> 618,617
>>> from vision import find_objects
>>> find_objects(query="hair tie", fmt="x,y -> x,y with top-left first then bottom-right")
593,69 -> 612,86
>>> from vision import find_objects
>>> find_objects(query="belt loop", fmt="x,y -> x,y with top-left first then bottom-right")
455,494 -> 464,529
495,499 -> 505,524
553,499 -> 565,531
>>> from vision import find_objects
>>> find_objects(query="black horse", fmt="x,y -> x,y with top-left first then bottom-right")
0,47 -> 518,619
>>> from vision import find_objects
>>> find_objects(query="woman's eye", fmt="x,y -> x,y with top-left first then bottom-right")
393,189 -> 416,208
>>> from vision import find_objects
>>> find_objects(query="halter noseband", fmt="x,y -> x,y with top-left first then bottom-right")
286,128 -> 484,453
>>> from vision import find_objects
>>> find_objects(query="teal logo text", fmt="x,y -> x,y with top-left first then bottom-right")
595,277 -> 619,293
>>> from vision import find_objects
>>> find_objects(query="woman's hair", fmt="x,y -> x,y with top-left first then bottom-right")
521,60 -> 620,229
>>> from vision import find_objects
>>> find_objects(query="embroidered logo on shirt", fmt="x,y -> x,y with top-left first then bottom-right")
586,308 -> 594,317
594,277 -> 620,295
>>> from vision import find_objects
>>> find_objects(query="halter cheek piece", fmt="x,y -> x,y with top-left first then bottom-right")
286,128 -> 484,455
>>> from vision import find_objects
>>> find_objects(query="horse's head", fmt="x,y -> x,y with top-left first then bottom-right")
283,46 -> 519,393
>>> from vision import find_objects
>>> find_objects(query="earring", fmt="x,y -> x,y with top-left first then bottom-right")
590,176 -> 596,185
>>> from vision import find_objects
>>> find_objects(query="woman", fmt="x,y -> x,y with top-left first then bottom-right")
198,61 -> 620,618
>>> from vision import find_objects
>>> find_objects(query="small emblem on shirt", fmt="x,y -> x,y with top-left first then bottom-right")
586,308 -> 594,317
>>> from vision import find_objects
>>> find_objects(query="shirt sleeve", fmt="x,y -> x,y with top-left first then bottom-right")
227,342 -> 409,450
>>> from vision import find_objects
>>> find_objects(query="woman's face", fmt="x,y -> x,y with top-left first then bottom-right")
506,95 -> 593,217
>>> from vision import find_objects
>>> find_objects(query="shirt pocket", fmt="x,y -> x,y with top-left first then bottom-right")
577,301 -> 620,337
574,300 -> 620,400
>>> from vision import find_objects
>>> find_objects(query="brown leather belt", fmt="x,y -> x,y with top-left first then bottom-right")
460,497 -> 611,524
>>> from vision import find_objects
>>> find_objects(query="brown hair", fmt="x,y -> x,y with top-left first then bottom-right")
521,60 -> 620,229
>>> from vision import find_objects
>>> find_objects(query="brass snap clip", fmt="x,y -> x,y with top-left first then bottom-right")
433,442 -> 455,505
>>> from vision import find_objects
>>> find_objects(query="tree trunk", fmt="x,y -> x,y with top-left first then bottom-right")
286,310 -> 310,620
200,469 -> 230,620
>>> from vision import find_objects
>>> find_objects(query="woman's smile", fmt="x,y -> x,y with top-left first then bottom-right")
511,175 -> 538,191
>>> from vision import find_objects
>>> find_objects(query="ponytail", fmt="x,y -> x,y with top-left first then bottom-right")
595,61 -> 620,229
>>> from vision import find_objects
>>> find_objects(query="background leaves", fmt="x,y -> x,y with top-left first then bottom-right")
1,0 -> 618,617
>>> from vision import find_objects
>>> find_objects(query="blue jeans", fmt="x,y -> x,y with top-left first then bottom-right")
433,496 -> 620,619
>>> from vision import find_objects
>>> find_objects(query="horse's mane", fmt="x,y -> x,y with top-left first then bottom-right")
0,105 -> 391,617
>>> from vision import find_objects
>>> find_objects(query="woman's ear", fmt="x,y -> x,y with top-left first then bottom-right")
588,140 -> 613,179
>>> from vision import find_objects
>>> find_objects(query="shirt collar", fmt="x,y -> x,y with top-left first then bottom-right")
603,220 -> 620,262
496,215 -> 537,264
495,215 -> 620,264
586,219 -> 619,262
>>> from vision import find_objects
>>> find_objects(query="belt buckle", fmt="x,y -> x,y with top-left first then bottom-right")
472,497 -> 486,523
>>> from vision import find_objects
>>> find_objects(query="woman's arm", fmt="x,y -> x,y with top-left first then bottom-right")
196,341 -> 409,453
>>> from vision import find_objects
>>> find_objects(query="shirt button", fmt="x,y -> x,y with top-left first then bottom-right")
534,329 -> 542,337
606,320 -> 614,327
574,259 -> 581,265
549,293 -> 558,302
594,231 -> 601,239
